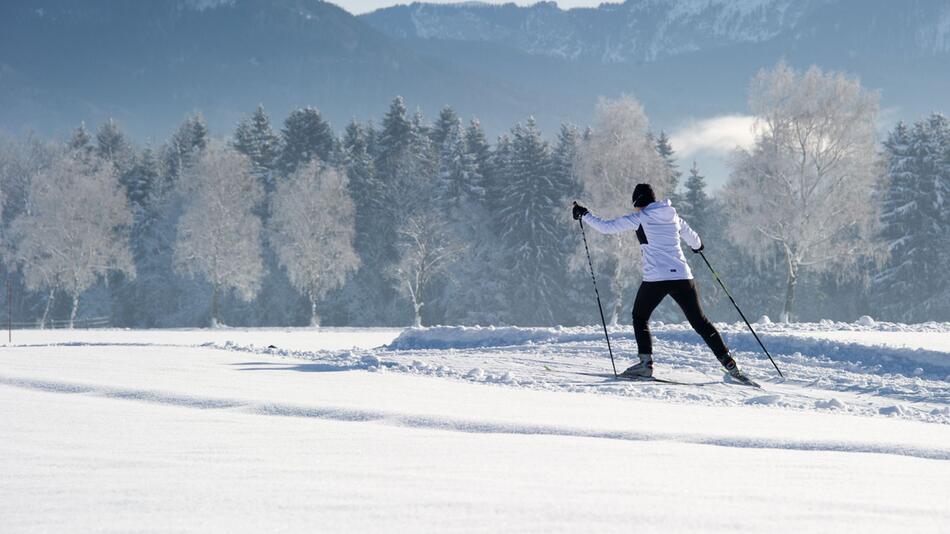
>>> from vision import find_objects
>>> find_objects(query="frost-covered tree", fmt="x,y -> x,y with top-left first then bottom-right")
575,96 -> 670,324
390,213 -> 465,326
173,145 -> 263,327
0,134 -> 62,326
278,107 -> 334,176
233,104 -> 279,191
390,112 -> 442,324
0,133 -> 57,226
269,161 -> 359,326
234,105 -> 298,324
94,119 -> 137,319
120,114 -> 211,327
5,151 -> 134,327
725,62 -> 880,322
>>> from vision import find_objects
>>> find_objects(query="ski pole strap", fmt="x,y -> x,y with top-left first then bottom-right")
698,251 -> 784,378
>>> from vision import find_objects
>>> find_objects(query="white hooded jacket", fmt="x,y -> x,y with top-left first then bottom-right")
581,199 -> 701,282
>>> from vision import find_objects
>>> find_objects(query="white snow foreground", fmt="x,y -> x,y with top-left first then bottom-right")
2,323 -> 950,532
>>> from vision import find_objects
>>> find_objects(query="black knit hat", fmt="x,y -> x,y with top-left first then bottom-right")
631,183 -> 656,208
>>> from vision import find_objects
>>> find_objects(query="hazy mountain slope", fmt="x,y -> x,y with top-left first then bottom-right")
0,0 -> 546,139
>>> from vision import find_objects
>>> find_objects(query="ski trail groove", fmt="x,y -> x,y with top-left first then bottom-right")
2,374 -> 948,461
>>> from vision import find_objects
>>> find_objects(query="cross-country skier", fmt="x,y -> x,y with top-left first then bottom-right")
572,183 -> 753,384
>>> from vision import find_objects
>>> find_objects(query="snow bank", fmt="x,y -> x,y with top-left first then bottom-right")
390,321 -> 950,352
386,325 -> 605,349
389,324 -> 950,379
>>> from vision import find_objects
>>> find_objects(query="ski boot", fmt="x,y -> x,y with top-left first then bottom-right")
722,358 -> 759,387
620,354 -> 654,378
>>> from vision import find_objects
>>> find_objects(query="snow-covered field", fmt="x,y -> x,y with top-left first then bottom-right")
2,321 -> 950,532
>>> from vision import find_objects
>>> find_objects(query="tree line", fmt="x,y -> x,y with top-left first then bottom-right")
1,62 -> 947,327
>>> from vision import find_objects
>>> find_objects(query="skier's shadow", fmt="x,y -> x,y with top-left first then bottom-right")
229,361 -> 355,373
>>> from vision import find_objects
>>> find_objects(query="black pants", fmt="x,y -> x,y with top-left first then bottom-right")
632,279 -> 734,368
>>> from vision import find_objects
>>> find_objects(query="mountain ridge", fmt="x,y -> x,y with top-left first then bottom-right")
362,0 -> 950,63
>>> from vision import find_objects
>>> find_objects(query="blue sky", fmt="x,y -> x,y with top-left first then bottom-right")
332,0 -> 608,15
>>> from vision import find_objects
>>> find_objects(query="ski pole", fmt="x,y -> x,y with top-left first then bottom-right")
698,251 -> 784,378
578,217 -> 618,377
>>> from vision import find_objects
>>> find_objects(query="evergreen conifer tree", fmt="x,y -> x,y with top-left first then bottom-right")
122,147 -> 160,211
69,123 -> 94,162
163,114 -> 208,183
96,119 -> 133,172
352,97 -> 424,323
496,118 -> 568,324
240,106 -> 307,325
278,107 -> 334,176
681,161 -> 709,233
552,123 -> 581,197
464,119 -> 492,194
437,117 -> 481,216
335,119 -> 386,324
233,104 -> 279,191
343,120 -> 378,216
872,121 -> 916,320
435,117 -> 505,325
487,133 -> 513,216
431,105 -> 459,149
375,97 -> 412,185
911,114 -> 950,318
655,131 -> 681,201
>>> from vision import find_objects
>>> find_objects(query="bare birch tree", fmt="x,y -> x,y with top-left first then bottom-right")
173,145 -> 263,326
390,213 -> 465,327
269,161 -> 359,326
724,62 -> 880,322
5,151 -> 134,327
575,95 -> 671,324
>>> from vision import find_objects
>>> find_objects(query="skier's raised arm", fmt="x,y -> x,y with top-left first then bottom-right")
678,215 -> 703,252
572,202 -> 641,234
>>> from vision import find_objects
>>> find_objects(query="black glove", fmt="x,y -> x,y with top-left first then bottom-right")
572,202 -> 589,221
691,243 -> 704,253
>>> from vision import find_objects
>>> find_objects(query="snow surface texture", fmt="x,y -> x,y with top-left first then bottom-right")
2,322 -> 949,531
380,321 -> 950,424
